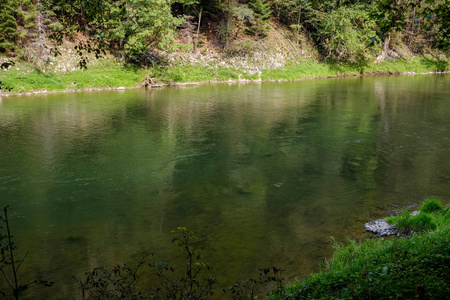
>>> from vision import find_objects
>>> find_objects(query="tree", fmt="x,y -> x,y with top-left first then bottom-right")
426,0 -> 450,51
0,0 -> 20,53
31,0 -> 50,61
171,0 -> 203,51
249,0 -> 272,37
44,0 -> 185,66
371,0 -> 420,62
217,0 -> 253,50
315,5 -> 377,61
370,0 -> 450,62
105,0 -> 184,63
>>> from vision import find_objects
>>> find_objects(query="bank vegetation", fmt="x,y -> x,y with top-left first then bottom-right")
274,198 -> 450,299
1,0 -> 449,93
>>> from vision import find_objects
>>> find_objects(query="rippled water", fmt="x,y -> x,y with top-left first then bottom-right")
0,75 -> 449,298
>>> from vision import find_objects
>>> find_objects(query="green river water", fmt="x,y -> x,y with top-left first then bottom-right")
0,75 -> 449,298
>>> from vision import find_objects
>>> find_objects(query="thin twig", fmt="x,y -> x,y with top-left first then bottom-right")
0,268 -> 14,290
15,251 -> 28,274
4,208 -> 19,300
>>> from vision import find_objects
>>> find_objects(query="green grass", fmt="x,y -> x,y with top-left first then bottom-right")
420,198 -> 444,213
1,56 -> 448,94
63,62 -> 145,89
386,198 -> 445,234
364,57 -> 449,73
263,57 -> 449,82
272,198 -> 450,299
262,60 -> 334,80
0,60 -> 146,93
151,64 -> 244,82
386,210 -> 437,234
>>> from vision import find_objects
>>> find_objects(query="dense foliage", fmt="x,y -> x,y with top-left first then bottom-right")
0,0 -> 449,64
313,5 -> 377,62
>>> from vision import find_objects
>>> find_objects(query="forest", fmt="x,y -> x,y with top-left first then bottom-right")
1,0 -> 449,69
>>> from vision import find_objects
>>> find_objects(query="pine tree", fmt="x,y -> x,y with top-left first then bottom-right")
30,0 -> 59,61
0,0 -> 20,52
15,0 -> 38,50
249,0 -> 272,37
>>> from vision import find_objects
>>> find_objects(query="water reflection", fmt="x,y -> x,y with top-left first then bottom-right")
0,75 -> 449,298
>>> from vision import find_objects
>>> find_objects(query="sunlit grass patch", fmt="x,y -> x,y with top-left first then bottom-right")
0,59 -> 145,93
62,60 -> 145,89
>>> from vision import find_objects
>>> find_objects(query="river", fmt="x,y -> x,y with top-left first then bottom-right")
0,75 -> 449,298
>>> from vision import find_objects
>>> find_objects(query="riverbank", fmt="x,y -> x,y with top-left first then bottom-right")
271,198 -> 450,299
1,54 -> 448,97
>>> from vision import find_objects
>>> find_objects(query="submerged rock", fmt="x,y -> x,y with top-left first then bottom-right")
364,219 -> 397,236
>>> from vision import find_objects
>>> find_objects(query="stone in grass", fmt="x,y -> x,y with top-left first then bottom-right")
364,211 -> 419,236
364,219 -> 397,236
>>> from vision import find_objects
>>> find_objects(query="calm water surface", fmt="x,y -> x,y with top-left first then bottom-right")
0,75 -> 450,298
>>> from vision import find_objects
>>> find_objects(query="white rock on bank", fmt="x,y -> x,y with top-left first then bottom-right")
364,219 -> 397,236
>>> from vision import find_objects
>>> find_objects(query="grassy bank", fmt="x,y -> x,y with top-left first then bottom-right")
1,55 -> 448,95
272,199 -> 450,299
0,59 -> 146,93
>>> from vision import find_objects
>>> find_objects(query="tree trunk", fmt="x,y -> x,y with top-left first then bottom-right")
193,7 -> 202,52
409,7 -> 415,46
375,36 -> 390,64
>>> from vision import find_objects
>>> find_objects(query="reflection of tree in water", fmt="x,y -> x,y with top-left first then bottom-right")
340,141 -> 379,189
372,76 -> 450,201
